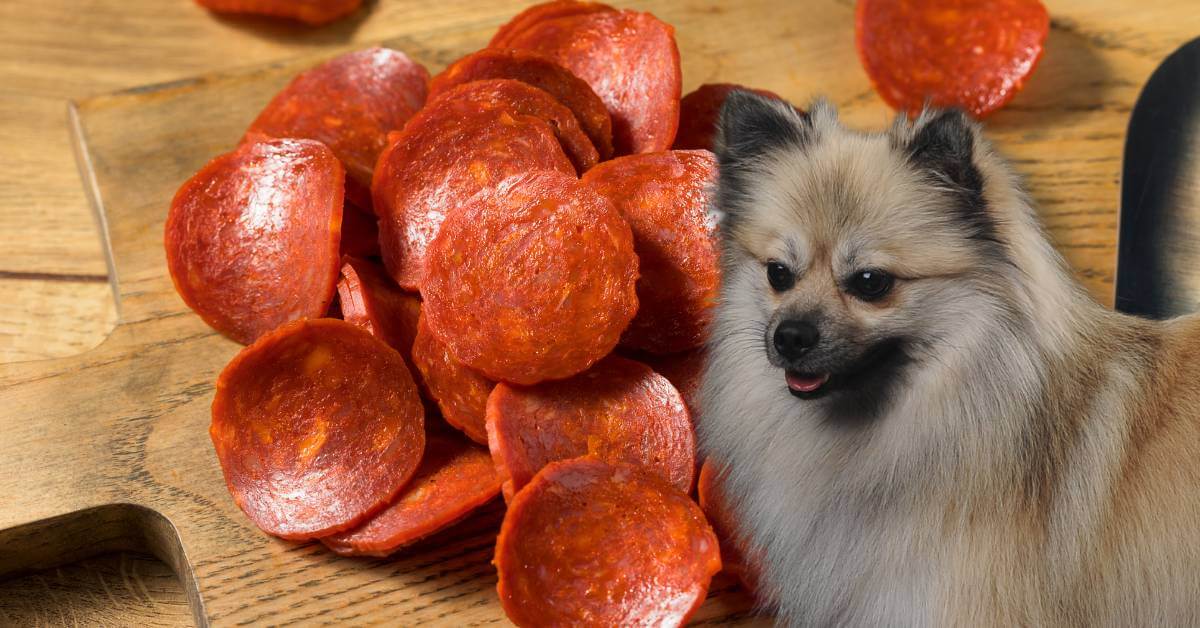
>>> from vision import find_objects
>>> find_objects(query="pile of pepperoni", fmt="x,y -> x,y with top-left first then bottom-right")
169,1 -> 1050,624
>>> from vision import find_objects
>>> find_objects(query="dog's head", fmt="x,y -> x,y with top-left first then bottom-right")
713,92 -> 1015,421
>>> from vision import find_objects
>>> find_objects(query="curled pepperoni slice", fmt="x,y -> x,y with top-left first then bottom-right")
336,256 -> 421,381
507,9 -> 681,155
165,138 -> 343,345
339,203 -> 380,259
411,313 -> 495,445
322,432 -> 501,556
583,149 -> 720,354
643,348 -> 706,423
421,170 -> 638,385
697,460 -> 762,593
373,98 -> 574,291
210,318 -> 425,539
246,47 -> 430,210
430,48 -> 614,160
674,83 -> 785,151
495,458 -> 721,627
195,0 -> 362,25
432,78 -> 599,174
855,0 -> 1049,117
485,355 -> 694,501
489,0 -> 615,49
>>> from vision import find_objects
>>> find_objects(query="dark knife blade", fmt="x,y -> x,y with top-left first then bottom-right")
1115,36 -> 1200,319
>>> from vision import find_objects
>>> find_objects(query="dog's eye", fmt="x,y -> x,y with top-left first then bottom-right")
848,270 -> 894,301
766,261 -> 795,292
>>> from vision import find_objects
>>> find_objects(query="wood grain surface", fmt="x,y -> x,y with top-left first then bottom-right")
0,0 -> 1196,625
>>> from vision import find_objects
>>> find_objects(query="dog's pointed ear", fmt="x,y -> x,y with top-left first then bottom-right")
715,90 -> 812,168
905,108 -> 984,199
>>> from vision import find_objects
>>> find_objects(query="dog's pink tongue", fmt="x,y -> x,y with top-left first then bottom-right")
787,372 -> 830,393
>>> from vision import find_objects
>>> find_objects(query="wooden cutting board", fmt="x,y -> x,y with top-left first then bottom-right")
0,0 -> 1153,623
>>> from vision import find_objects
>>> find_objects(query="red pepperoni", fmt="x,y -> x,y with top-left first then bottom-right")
674,83 -> 784,151
431,79 -> 599,174
489,0 -> 615,49
339,203 -> 380,259
855,0 -> 1049,117
373,99 -> 574,291
643,348 -> 706,422
583,150 -> 720,354
195,0 -> 361,25
495,458 -> 721,627
165,138 -> 343,345
697,460 -> 762,593
485,355 -> 694,501
507,9 -> 681,155
336,257 -> 421,381
321,432 -> 501,556
210,319 -> 425,539
246,47 -> 429,210
430,49 -> 614,160
411,313 -> 495,445
422,170 -> 638,385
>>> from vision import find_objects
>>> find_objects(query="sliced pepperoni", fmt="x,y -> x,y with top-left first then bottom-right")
321,432 -> 501,556
165,138 -> 343,345
643,348 -> 706,423
495,458 -> 721,627
339,203 -> 380,259
430,49 -> 614,160
674,83 -> 785,151
485,355 -> 694,501
583,149 -> 720,354
411,313 -> 495,445
507,9 -> 681,155
246,47 -> 429,210
422,170 -> 638,385
855,0 -> 1049,117
489,0 -> 615,49
697,460 -> 761,593
210,318 -> 425,539
373,99 -> 574,291
195,0 -> 361,25
336,257 -> 422,383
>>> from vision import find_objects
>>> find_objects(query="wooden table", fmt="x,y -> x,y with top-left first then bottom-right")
0,0 -> 1194,624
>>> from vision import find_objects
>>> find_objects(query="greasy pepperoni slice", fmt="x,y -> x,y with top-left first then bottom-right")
195,0 -> 362,25
422,170 -> 638,384
507,9 -> 681,155
855,0 -> 1049,117
643,348 -> 706,422
697,460 -> 761,593
432,79 -> 598,174
165,138 -> 343,345
337,256 -> 421,380
373,100 -> 574,291
210,319 -> 425,539
495,458 -> 721,627
321,432 -> 501,556
674,83 -> 785,151
430,49 -> 614,160
489,0 -> 615,49
246,47 -> 430,210
583,150 -> 720,354
340,203 -> 380,258
485,355 -> 694,501
412,313 -> 495,445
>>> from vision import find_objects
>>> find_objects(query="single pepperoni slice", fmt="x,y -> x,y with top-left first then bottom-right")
507,9 -> 681,155
643,348 -> 706,423
165,138 -> 344,345
195,0 -> 361,25
430,48 -> 614,160
583,149 -> 720,354
489,0 -> 615,49
411,313 -> 495,445
321,432 -> 501,556
855,0 -> 1049,117
210,318 -> 425,539
674,84 -> 785,151
496,458 -> 721,627
421,170 -> 638,385
697,460 -> 762,594
485,355 -> 694,501
340,203 -> 380,259
373,100 -> 574,291
336,256 -> 421,380
431,78 -> 598,174
246,47 -> 430,210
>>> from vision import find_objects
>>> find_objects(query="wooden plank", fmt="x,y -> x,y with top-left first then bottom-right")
0,277 -> 115,363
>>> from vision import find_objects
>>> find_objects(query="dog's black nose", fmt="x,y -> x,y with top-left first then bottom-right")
774,320 -> 819,359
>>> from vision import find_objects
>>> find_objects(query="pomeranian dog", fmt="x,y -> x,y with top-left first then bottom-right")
698,91 -> 1200,626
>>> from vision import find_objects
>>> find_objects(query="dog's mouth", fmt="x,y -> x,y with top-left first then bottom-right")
785,371 -> 831,398
783,339 -> 909,401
